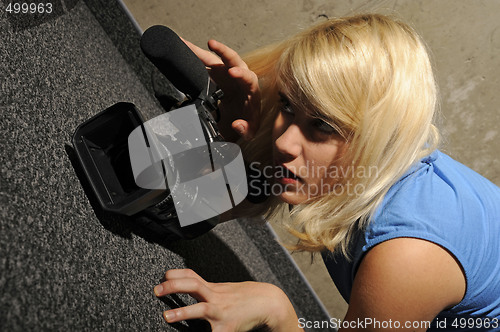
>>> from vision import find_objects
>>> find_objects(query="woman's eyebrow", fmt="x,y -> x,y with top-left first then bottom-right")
278,91 -> 289,101
278,91 -> 332,122
313,113 -> 332,122
308,108 -> 335,124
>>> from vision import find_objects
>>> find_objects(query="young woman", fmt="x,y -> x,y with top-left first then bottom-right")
153,14 -> 500,331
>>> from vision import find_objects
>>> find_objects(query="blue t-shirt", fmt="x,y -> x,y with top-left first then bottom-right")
322,150 -> 500,329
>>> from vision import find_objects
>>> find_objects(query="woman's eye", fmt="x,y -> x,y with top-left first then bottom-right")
312,118 -> 338,135
279,97 -> 294,115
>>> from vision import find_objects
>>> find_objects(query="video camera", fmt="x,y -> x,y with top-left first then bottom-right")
71,26 -> 250,241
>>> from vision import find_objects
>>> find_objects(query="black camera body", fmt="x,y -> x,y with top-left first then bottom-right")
71,26 -> 228,241
72,97 -> 225,240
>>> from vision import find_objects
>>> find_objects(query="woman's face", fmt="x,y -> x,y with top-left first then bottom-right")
271,93 -> 347,205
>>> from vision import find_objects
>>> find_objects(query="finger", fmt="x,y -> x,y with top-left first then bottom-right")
164,269 -> 207,283
181,38 -> 224,67
208,39 -> 248,69
162,302 -> 218,323
233,119 -> 260,141
232,120 -> 248,138
233,120 -> 258,141
228,67 -> 259,94
154,277 -> 211,302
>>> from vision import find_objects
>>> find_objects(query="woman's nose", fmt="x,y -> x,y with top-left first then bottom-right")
274,123 -> 303,160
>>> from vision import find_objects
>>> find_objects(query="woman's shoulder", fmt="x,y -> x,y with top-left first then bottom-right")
360,149 -> 500,318
372,150 -> 500,234
345,237 -> 466,327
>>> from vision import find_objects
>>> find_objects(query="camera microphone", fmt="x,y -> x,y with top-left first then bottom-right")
140,25 -> 209,100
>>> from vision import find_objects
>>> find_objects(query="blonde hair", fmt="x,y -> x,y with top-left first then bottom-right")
240,14 -> 439,256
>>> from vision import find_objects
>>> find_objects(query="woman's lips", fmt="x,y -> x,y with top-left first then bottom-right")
277,177 -> 299,185
274,163 -> 301,184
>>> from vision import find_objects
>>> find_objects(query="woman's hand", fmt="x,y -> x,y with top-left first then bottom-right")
154,269 -> 303,332
183,39 -> 260,142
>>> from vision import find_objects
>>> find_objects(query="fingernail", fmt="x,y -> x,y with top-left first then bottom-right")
164,310 -> 175,322
154,285 -> 163,296
236,124 -> 245,134
231,67 -> 241,75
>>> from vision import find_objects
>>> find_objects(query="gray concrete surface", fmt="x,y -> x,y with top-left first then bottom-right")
122,0 -> 500,321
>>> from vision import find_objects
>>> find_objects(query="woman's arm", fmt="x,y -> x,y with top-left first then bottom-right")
340,238 -> 466,331
154,269 -> 304,332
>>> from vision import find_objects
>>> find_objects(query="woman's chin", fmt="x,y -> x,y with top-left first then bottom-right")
277,191 -> 308,205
